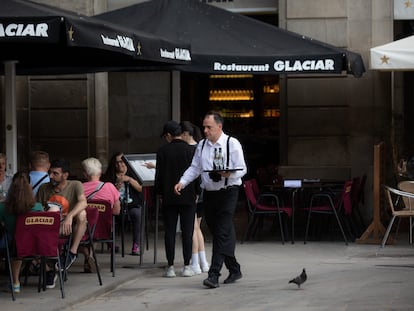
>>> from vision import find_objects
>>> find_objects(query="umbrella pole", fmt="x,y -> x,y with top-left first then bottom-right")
4,61 -> 17,174
390,71 -> 398,170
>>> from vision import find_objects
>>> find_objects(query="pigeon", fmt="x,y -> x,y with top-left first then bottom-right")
289,268 -> 307,288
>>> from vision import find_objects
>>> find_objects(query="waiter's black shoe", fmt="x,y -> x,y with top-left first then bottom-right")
203,276 -> 220,288
223,272 -> 242,284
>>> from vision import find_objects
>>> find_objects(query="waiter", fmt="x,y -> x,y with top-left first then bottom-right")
174,111 -> 247,288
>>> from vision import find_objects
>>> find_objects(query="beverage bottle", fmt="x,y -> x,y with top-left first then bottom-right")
218,147 -> 224,170
213,148 -> 221,170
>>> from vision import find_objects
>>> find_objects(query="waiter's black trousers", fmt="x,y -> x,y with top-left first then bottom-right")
203,187 -> 241,277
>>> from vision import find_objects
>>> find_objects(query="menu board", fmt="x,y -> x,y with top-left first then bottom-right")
122,153 -> 156,186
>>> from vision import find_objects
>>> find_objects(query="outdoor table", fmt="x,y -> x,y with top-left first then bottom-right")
262,179 -> 345,244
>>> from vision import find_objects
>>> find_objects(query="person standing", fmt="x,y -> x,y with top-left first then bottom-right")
174,111 -> 247,288
155,120 -> 198,278
180,121 -> 210,274
29,150 -> 50,196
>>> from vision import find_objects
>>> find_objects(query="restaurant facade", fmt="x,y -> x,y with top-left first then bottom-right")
1,0 -> 411,223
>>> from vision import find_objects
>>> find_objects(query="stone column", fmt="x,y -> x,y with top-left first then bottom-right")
94,0 -> 109,167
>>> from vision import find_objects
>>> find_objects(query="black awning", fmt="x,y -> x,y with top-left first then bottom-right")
95,0 -> 365,77
0,0 -> 191,75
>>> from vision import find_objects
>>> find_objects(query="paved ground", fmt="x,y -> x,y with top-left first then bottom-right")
2,227 -> 414,311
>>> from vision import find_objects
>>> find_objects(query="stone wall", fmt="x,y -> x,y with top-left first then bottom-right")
278,0 -> 394,222
108,72 -> 172,157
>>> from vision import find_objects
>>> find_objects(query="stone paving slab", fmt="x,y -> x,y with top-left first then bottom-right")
2,232 -> 414,310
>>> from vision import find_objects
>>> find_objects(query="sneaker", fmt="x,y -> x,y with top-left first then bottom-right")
46,271 -> 57,289
64,252 -> 77,271
13,283 -> 20,294
5,283 -> 20,294
182,265 -> 195,277
191,264 -> 202,275
131,243 -> 140,256
223,272 -> 242,284
203,276 -> 219,288
201,264 -> 210,273
164,265 -> 176,278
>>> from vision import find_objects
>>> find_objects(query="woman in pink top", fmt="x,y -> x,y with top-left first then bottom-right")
81,157 -> 121,272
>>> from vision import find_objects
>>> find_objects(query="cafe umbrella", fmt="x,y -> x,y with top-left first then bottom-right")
0,0 -> 191,171
370,35 -> 414,71
95,0 -> 365,77
0,0 -> 191,74
370,35 -> 414,169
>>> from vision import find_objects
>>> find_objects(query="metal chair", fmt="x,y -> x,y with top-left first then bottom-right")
88,200 -> 116,277
303,180 -> 353,245
61,205 -> 102,285
351,175 -> 367,233
242,179 -> 292,244
381,184 -> 414,247
15,212 -> 64,298
0,221 -> 15,300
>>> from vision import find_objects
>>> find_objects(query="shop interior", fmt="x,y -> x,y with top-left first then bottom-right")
180,72 -> 280,179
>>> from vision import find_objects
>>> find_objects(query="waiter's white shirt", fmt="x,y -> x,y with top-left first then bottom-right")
179,132 -> 247,191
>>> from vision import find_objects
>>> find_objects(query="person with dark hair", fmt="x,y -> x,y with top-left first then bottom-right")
0,171 -> 43,293
36,158 -> 87,288
155,120 -> 198,277
175,111 -> 247,288
103,152 -> 143,256
180,121 -> 210,274
181,120 -> 203,143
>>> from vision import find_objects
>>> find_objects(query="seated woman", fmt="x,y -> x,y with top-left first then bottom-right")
0,171 -> 43,293
81,157 -> 121,272
103,152 -> 144,256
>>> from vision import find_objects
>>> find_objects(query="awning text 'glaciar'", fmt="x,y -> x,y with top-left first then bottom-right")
0,22 -> 48,37
213,59 -> 336,73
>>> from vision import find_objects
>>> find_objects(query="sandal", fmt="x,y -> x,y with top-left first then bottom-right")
83,256 -> 97,273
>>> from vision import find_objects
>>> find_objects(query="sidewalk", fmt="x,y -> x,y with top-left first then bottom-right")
2,229 -> 414,310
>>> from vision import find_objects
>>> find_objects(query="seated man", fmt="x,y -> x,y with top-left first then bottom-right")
81,157 -> 121,272
29,150 -> 50,196
36,158 -> 87,288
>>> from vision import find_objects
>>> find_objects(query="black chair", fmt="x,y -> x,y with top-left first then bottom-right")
88,200 -> 116,277
351,175 -> 367,234
61,205 -> 102,285
0,221 -> 15,300
303,180 -> 353,245
242,179 -> 292,244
